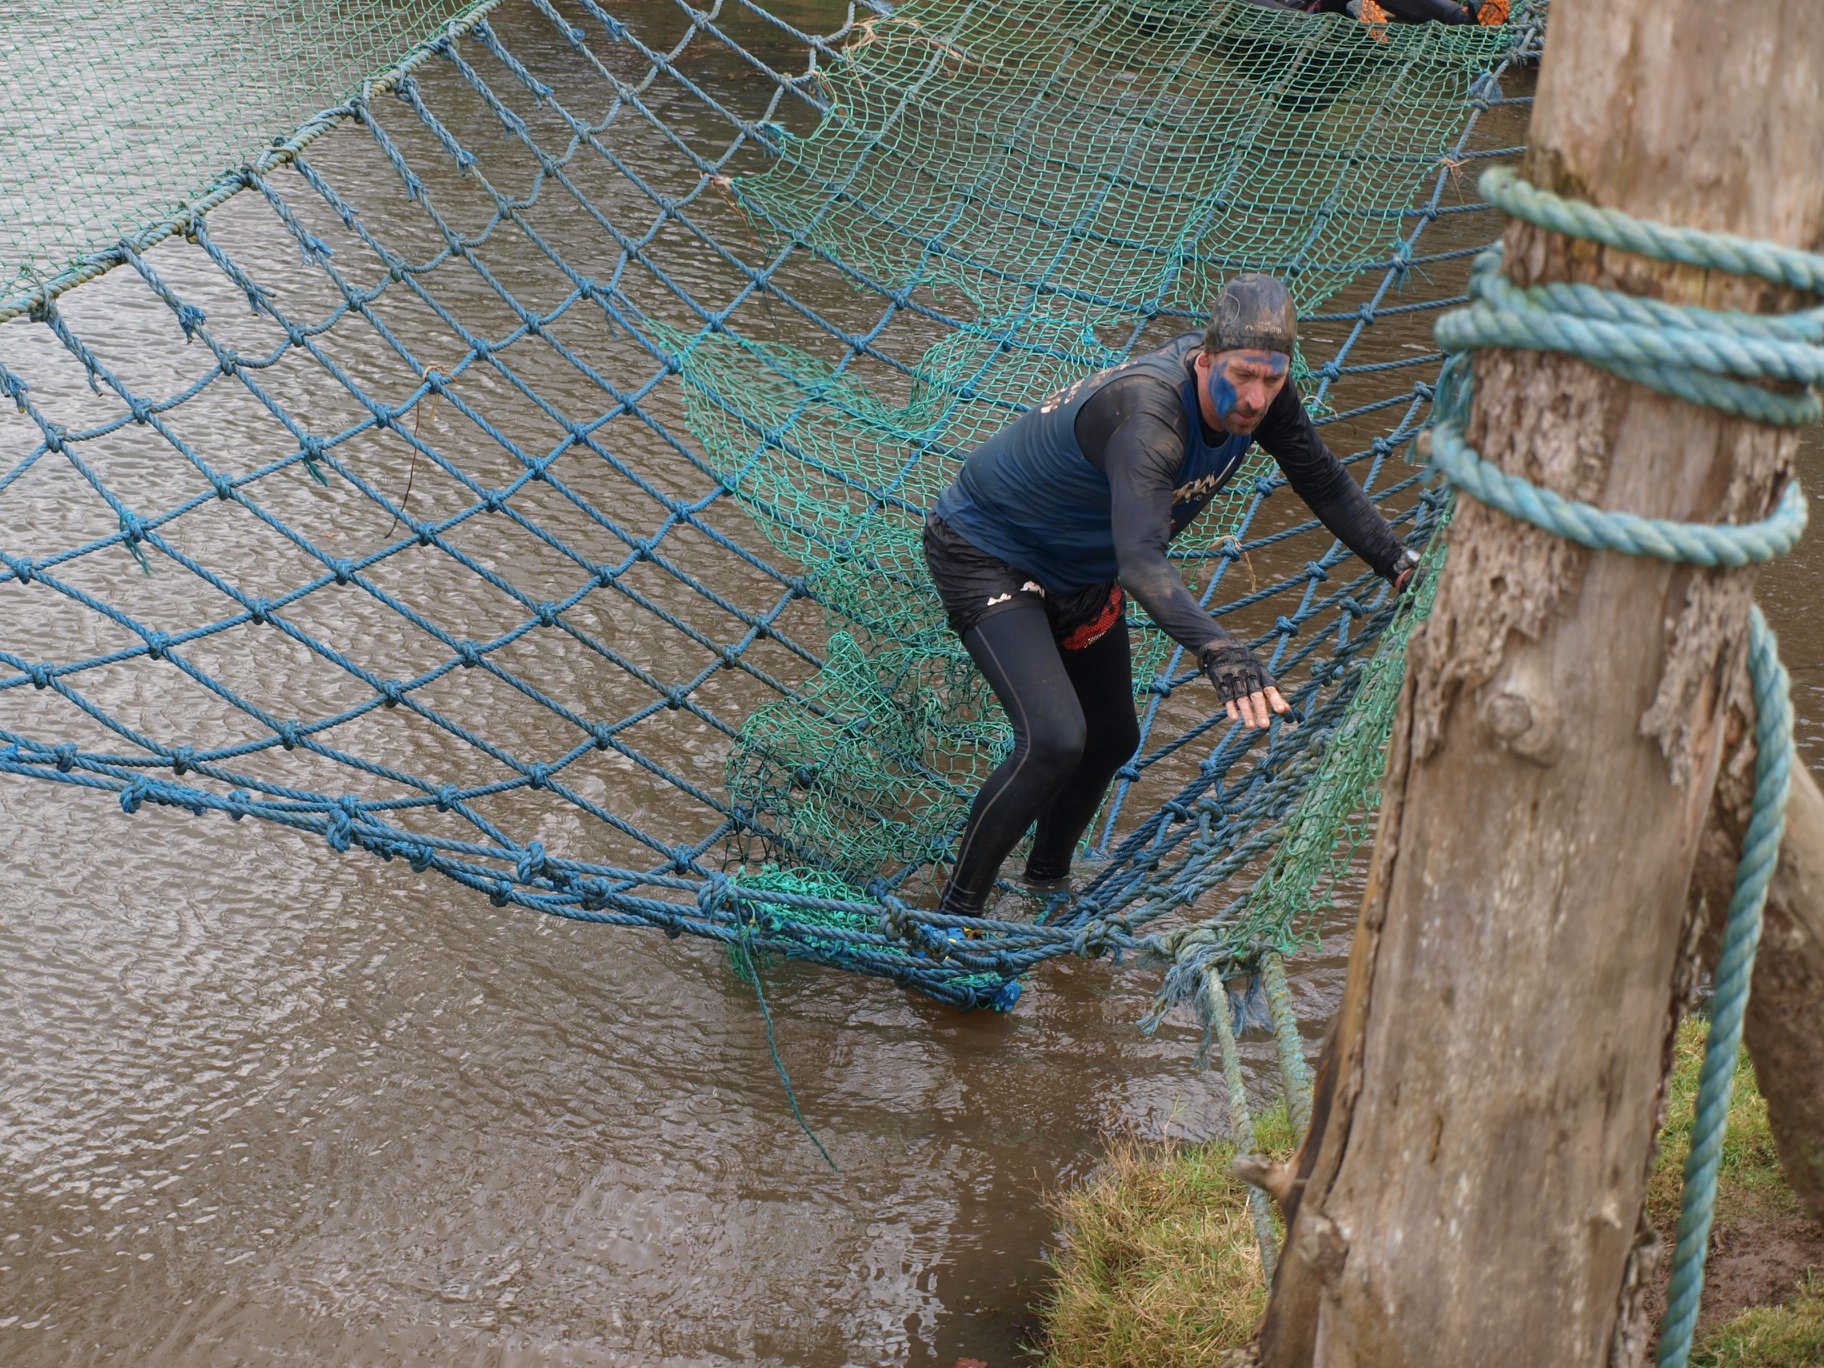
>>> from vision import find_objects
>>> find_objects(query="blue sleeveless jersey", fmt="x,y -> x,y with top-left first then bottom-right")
932,333 -> 1252,593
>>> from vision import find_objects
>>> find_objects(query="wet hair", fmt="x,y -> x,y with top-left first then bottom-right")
1202,273 -> 1298,357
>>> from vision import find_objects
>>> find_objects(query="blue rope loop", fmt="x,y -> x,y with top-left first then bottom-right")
1432,168 -> 1810,1368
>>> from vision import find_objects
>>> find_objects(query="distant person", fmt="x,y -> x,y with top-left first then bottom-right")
1230,0 -> 1507,116
1250,0 -> 1504,22
922,275 -> 1418,918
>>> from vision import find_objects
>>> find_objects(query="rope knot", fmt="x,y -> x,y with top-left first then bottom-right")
516,841 -> 548,883
876,893 -> 912,940
1071,911 -> 1119,958
325,797 -> 359,852
697,871 -> 732,916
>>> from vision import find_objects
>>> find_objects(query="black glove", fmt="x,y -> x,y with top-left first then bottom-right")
1201,640 -> 1277,706
1389,547 -> 1424,595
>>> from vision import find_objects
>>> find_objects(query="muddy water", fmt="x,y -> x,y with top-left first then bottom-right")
0,6 -> 1818,1367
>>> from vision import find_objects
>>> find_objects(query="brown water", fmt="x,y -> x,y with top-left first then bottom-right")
1,6 -> 1818,1367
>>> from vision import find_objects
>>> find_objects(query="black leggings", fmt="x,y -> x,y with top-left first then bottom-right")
940,605 -> 1140,915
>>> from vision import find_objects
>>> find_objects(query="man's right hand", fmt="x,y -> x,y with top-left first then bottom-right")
1201,641 -> 1290,731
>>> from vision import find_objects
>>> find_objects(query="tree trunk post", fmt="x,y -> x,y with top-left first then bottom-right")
1253,2 -> 1824,1365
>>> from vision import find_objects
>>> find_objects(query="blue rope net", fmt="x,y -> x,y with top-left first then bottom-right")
0,0 -> 1539,1009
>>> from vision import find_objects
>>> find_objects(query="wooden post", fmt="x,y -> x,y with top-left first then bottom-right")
1250,2 -> 1824,1365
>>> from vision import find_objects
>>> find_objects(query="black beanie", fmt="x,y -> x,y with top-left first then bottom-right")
1204,273 -> 1297,356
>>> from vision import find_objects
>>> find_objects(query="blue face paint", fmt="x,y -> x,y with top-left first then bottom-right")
1207,350 -> 1289,429
1206,364 -> 1240,424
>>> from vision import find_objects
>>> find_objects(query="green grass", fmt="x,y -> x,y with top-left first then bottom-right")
1035,1104 -> 1295,1368
1035,1020 -> 1817,1367
1647,1018 -> 1798,1232
1692,1276 -> 1824,1368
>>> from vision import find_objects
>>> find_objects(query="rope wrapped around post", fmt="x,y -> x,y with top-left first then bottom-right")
1428,165 -> 1816,1368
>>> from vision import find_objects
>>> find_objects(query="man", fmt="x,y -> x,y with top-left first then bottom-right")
922,274 -> 1417,918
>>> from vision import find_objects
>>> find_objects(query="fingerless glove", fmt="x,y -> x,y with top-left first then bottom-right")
1201,641 -> 1276,705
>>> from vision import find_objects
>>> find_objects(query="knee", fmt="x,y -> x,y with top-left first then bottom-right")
1085,710 -> 1140,772
1022,711 -> 1087,782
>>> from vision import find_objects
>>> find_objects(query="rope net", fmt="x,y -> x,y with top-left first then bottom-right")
0,0 -> 1537,1008
1,1 -> 481,307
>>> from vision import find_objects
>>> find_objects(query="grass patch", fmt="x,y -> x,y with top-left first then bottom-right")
1647,1018 -> 1797,1232
1692,1276 -> 1824,1368
1036,1019 -> 1817,1366
1034,1104 -> 1294,1368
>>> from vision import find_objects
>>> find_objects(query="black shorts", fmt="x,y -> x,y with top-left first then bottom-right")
922,512 -> 1125,651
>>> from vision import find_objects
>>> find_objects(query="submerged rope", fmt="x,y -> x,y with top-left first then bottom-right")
1430,166 -> 1815,1368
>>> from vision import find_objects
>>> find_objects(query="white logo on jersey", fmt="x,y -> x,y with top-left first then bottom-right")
986,581 -> 1046,607
1173,468 -> 1230,505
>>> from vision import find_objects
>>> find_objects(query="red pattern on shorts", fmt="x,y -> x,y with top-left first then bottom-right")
1059,585 -> 1125,652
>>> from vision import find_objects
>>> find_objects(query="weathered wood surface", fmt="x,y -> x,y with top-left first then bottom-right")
1250,2 -> 1824,1365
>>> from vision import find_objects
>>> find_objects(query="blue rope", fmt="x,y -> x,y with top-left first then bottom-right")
1659,610 -> 1792,1365
1429,167 -> 1813,1368
745,945 -> 839,1172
